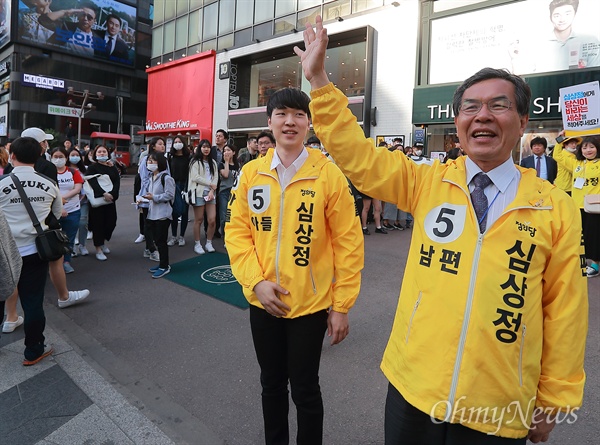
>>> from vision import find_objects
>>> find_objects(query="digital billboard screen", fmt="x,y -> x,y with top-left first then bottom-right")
0,0 -> 11,49
17,0 -> 136,67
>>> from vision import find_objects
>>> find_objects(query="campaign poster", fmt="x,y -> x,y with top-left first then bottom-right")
0,0 -> 11,49
559,81 -> 600,132
429,0 -> 600,85
17,0 -> 136,67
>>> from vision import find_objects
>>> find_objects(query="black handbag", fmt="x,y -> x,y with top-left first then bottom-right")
10,174 -> 71,262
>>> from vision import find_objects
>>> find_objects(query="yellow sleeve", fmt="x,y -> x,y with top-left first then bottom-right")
225,167 -> 265,292
324,164 -> 364,313
310,83 -> 423,213
552,142 -> 576,171
535,194 -> 588,412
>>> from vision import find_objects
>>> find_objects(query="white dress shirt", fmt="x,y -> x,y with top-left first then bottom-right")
271,148 -> 309,190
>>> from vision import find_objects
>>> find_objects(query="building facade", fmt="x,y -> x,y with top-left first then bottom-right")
0,0 -> 151,149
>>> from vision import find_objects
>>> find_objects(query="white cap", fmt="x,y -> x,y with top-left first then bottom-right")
21,127 -> 54,143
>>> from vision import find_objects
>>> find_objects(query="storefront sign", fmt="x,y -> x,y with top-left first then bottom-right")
219,62 -> 231,80
559,81 -> 599,130
413,71 -> 600,125
22,73 -> 66,92
0,103 -> 8,137
48,104 -> 80,117
0,60 -> 10,77
144,119 -> 192,131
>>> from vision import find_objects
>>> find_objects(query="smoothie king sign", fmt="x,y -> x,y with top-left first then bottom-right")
559,81 -> 600,131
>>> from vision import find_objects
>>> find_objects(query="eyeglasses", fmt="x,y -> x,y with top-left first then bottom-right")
80,13 -> 95,21
258,141 -> 272,146
459,98 -> 512,115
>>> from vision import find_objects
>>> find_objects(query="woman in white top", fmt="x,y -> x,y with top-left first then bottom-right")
188,139 -> 218,255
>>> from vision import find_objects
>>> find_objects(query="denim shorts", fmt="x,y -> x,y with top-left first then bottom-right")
194,196 -> 216,206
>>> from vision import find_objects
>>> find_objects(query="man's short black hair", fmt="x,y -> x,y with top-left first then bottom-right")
216,129 -> 229,140
257,131 -> 276,145
80,2 -> 97,16
266,88 -> 311,119
530,137 -> 548,150
549,0 -> 579,17
453,67 -> 531,117
247,136 -> 257,143
10,137 -> 41,164
106,14 -> 121,26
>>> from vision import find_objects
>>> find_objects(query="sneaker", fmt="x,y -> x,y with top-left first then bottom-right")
375,227 -> 388,234
167,236 -> 176,247
152,266 -> 171,279
71,246 -> 79,258
194,243 -> 205,255
134,234 -> 145,243
101,245 -> 110,254
362,228 -> 370,235
23,344 -> 54,366
87,232 -> 93,240
63,262 -> 75,274
205,241 -> 216,253
393,223 -> 405,231
382,222 -> 395,230
96,252 -> 107,261
79,246 -> 89,256
58,289 -> 90,308
149,251 -> 160,262
143,249 -> 151,258
177,236 -> 186,247
2,316 -> 24,333
586,266 -> 599,278
75,238 -> 79,245
148,265 -> 161,273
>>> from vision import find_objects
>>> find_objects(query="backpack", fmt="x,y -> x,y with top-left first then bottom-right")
160,173 -> 185,218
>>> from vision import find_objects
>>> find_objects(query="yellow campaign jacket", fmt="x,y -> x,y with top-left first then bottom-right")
552,146 -> 575,193
553,141 -> 600,208
311,83 -> 588,439
226,147 -> 364,318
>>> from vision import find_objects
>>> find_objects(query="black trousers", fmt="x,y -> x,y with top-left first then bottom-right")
89,202 -> 117,247
384,384 -> 527,445
147,218 -> 170,269
249,305 -> 328,445
17,254 -> 49,361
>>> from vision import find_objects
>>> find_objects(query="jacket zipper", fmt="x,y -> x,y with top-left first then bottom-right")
405,292 -> 422,344
519,324 -> 526,387
445,233 -> 483,422
309,265 -> 317,294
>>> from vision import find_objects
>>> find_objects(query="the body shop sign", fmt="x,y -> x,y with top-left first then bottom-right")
22,73 -> 66,92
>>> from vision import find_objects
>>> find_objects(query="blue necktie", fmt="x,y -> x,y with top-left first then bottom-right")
471,172 -> 492,233
106,36 -> 113,54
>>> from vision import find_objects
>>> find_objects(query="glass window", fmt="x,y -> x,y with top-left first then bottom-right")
152,26 -> 163,58
218,34 -> 234,50
275,15 -> 296,35
352,0 -> 383,13
219,0 -> 235,34
175,16 -> 188,50
188,9 -> 202,45
188,43 -> 202,55
276,0 -> 296,17
255,0 -> 275,22
297,7 -> 321,29
164,20 -> 176,54
234,28 -> 253,47
324,41 -> 367,96
203,2 -> 218,40
252,57 -> 304,107
154,0 -> 165,25
299,0 -> 321,10
190,0 -> 204,11
203,39 -> 217,51
177,0 -> 189,16
253,22 -> 273,41
165,0 -> 176,21
236,0 -> 254,29
323,0 -> 351,20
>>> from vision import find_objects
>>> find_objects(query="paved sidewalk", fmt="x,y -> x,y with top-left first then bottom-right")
0,325 -> 176,445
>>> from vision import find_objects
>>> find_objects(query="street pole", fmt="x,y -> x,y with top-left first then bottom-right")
68,88 -> 103,148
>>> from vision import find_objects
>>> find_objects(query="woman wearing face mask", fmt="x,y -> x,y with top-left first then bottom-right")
85,145 -> 121,261
553,132 -> 600,278
144,152 -> 176,278
217,143 -> 239,245
50,148 -> 83,273
136,137 -> 168,261
189,139 -> 218,254
167,135 -> 191,247
67,147 -> 90,256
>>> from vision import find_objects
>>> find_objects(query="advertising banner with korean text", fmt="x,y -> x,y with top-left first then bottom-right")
559,81 -> 599,134
17,0 -> 136,67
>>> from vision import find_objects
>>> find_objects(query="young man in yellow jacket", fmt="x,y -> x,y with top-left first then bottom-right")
294,16 -> 587,445
226,87 -> 364,445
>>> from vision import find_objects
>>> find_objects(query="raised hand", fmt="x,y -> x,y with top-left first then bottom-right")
293,16 -> 330,90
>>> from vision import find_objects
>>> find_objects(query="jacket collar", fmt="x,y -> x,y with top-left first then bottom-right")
257,148 -> 329,179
